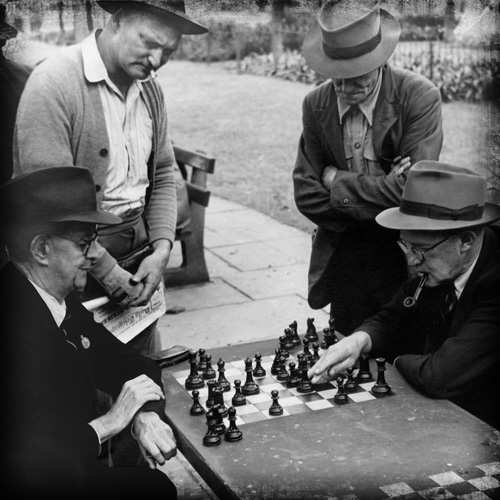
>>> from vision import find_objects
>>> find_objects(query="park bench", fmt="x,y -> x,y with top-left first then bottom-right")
166,145 -> 216,287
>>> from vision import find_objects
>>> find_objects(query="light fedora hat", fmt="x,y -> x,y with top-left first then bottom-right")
302,0 -> 401,79
97,0 -> 207,35
376,161 -> 500,231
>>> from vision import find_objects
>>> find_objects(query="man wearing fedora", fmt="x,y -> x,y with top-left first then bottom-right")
0,167 -> 178,496
13,1 -> 207,354
309,161 -> 500,429
0,3 -> 30,184
294,0 -> 443,336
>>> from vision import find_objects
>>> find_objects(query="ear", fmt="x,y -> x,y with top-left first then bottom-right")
458,231 -> 476,253
30,234 -> 51,266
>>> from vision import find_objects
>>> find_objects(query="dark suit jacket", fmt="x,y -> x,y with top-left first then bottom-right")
1,263 -> 164,493
359,226 -> 500,429
293,65 -> 443,317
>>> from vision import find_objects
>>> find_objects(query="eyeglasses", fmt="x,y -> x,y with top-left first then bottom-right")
397,234 -> 452,263
53,231 -> 98,258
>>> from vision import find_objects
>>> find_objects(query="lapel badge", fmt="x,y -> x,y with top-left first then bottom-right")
80,335 -> 91,349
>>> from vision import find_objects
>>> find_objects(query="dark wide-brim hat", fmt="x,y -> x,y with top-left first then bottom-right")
0,167 -> 122,228
97,0 -> 207,35
302,0 -> 401,79
0,4 -> 18,41
376,161 -> 500,231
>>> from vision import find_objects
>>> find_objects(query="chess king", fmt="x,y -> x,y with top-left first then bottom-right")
309,161 -> 500,430
293,0 -> 443,336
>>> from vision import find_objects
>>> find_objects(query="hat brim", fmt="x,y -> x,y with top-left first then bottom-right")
302,9 -> 400,79
376,204 -> 500,231
0,23 -> 18,41
54,211 -> 123,226
97,1 -> 207,35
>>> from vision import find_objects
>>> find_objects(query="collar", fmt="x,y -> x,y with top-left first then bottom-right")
27,279 -> 67,328
454,250 -> 481,300
337,67 -> 383,127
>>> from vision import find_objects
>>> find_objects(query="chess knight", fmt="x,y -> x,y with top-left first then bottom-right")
293,0 -> 443,335
309,161 -> 500,430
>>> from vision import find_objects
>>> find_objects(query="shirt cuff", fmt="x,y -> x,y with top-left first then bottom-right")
88,422 -> 103,456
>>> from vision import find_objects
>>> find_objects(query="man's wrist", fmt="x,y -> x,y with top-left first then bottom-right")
352,330 -> 372,355
322,165 -> 338,189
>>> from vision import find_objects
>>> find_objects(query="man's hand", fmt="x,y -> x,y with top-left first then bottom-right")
321,165 -> 338,189
390,155 -> 412,178
308,331 -> 372,384
98,263 -> 145,305
132,412 -> 177,468
129,240 -> 171,307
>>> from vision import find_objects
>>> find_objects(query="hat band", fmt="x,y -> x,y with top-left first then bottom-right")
401,199 -> 483,221
322,26 -> 381,60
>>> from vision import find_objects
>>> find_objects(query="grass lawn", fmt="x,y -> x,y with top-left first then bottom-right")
160,61 -> 495,233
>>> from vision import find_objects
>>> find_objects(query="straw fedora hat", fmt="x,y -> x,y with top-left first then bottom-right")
0,167 -> 122,228
376,161 -> 500,231
0,4 -> 18,41
302,0 -> 401,79
97,0 -> 207,35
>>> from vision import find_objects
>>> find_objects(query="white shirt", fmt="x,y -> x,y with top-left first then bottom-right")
454,251 -> 480,300
81,32 -> 153,217
28,280 -> 67,328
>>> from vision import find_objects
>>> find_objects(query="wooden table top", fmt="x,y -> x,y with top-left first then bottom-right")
162,339 -> 500,500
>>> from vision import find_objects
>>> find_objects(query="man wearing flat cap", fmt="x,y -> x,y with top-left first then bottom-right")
14,0 -> 207,353
294,0 -> 443,336
0,167 -> 178,496
309,161 -> 500,429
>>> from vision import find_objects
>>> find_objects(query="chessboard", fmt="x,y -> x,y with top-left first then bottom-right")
172,353 -> 390,427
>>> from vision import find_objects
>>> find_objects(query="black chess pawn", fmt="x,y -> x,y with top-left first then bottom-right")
271,349 -> 281,375
217,358 -> 231,392
203,408 -> 221,447
190,390 -> 205,416
312,342 -> 320,362
203,354 -> 216,380
344,368 -> 358,393
297,361 -> 313,393
213,404 -> 227,435
185,352 -> 205,390
371,358 -> 392,397
333,376 -> 349,405
213,385 -> 228,418
356,356 -> 373,382
231,379 -> 246,406
305,317 -> 319,342
302,338 -> 313,361
224,407 -> 243,442
198,348 -> 207,372
287,361 -> 300,388
253,352 -> 266,378
242,357 -> 260,395
282,328 -> 295,350
276,355 -> 289,382
268,390 -> 283,416
289,320 -> 301,346
206,379 -> 217,408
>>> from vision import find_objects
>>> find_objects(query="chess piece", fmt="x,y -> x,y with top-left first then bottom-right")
217,358 -> 231,392
282,328 -> 295,350
190,390 -> 205,416
206,379 -> 217,408
356,356 -> 373,382
333,376 -> 349,405
224,407 -> 243,442
276,355 -> 289,382
271,349 -> 281,375
371,358 -> 392,397
287,361 -> 300,388
305,317 -> 319,342
289,320 -> 301,346
253,352 -> 266,378
198,348 -> 207,372
312,342 -> 320,362
185,352 -> 205,390
213,385 -> 228,418
203,354 -> 216,380
344,368 -> 358,393
231,379 -> 246,406
297,360 -> 313,393
213,404 -> 227,435
242,357 -> 260,395
302,337 -> 312,361
203,408 -> 221,447
268,390 -> 283,416
279,334 -> 287,351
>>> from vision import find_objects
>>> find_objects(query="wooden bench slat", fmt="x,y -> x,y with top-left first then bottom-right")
187,183 -> 211,207
173,146 -> 216,174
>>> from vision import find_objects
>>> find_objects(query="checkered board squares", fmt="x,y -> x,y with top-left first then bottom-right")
172,354 -> 391,427
371,462 -> 500,500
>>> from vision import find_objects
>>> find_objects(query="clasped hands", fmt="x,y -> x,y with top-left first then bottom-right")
307,331 -> 372,384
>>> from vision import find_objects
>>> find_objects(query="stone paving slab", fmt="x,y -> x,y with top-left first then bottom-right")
165,278 -> 250,311
207,196 -> 247,214
157,295 -> 329,351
